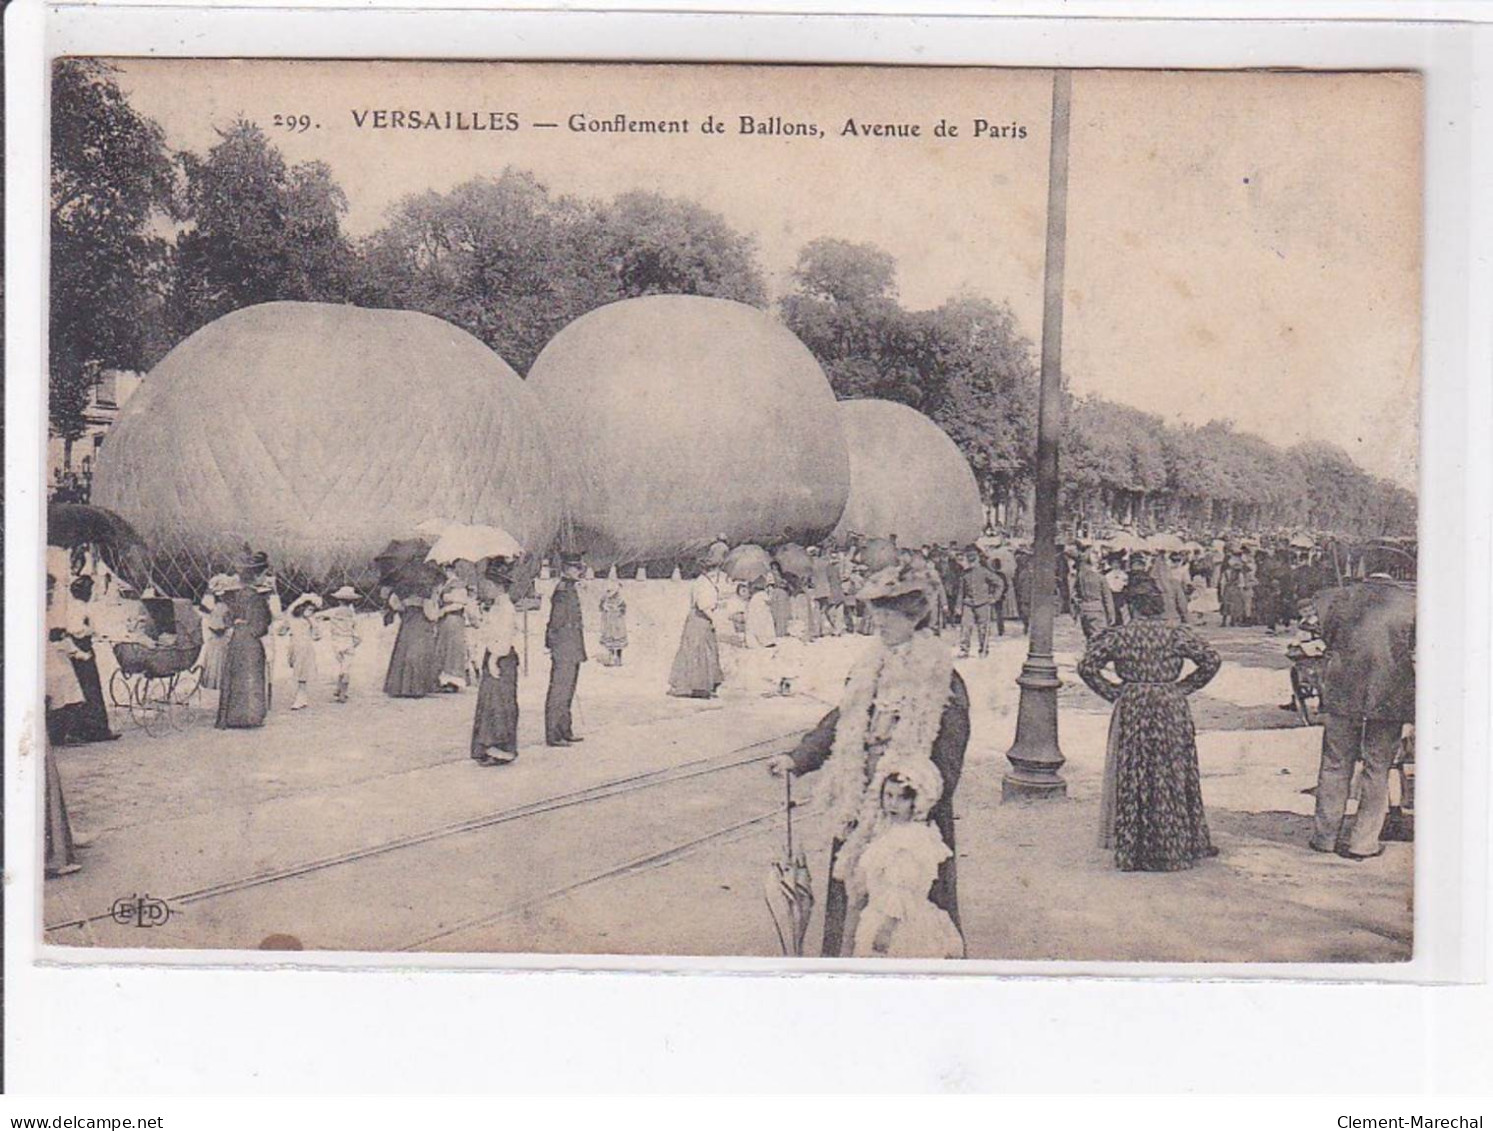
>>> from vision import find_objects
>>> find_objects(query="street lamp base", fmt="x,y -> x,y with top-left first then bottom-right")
1003,655 -> 1068,801
1002,770 -> 1069,801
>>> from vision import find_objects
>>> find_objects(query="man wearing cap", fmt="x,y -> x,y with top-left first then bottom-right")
1309,575 -> 1416,859
544,553 -> 587,746
954,546 -> 1004,658
1074,549 -> 1116,639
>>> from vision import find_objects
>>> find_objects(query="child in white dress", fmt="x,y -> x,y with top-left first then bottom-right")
283,594 -> 323,710
850,764 -> 965,959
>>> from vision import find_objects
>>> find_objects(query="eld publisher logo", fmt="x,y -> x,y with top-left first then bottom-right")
110,894 -> 172,929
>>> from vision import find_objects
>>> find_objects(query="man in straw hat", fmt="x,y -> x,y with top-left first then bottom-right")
544,552 -> 587,747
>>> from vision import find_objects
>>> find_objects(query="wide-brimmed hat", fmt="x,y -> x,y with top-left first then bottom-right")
207,573 -> 237,595
331,586 -> 360,601
237,549 -> 271,574
858,559 -> 939,605
560,552 -> 584,570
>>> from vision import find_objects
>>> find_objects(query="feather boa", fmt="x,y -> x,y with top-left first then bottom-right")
813,630 -> 955,885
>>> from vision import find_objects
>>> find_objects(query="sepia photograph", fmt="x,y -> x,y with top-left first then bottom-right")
38,59 -> 1421,964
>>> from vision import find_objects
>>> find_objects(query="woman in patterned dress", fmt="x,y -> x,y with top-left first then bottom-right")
1078,578 -> 1222,872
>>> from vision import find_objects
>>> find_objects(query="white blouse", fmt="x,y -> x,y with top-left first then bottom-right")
689,573 -> 720,615
474,595 -> 518,660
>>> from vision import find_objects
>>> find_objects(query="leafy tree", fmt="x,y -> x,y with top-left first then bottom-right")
355,169 -> 618,373
790,238 -> 898,306
50,59 -> 176,441
169,119 -> 355,338
921,295 -> 1038,487
356,173 -> 769,372
597,191 -> 767,306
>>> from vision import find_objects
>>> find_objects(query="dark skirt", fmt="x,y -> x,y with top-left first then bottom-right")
384,609 -> 437,698
471,650 -> 519,757
45,748 -> 77,875
66,651 -> 114,741
668,608 -> 723,697
1107,683 -> 1213,871
215,630 -> 268,728
433,612 -> 468,683
768,589 -> 791,637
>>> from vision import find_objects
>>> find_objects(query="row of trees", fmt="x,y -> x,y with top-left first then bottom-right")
51,59 -> 1416,537
1063,402 -> 1417,535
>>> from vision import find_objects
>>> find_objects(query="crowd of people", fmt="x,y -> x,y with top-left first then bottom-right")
42,523 -> 1415,966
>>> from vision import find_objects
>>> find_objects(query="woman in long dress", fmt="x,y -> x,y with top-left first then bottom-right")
63,575 -> 119,743
766,564 -> 792,637
215,570 -> 272,729
44,574 -> 84,874
470,571 -> 520,765
668,547 -> 727,699
770,559 -> 969,958
1078,579 -> 1222,872
433,570 -> 471,691
383,584 -> 440,698
1220,556 -> 1247,626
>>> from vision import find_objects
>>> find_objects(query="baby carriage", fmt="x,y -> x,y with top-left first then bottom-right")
1284,600 -> 1326,726
108,596 -> 205,735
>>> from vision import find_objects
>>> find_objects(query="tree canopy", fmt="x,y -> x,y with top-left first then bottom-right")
49,82 -> 1417,539
354,173 -> 769,372
168,119 -> 356,341
50,59 -> 176,440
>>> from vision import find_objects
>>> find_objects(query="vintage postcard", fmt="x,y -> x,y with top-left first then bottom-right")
39,59 -> 1420,964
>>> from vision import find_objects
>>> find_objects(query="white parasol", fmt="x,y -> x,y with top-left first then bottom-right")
1103,530 -> 1147,552
425,524 -> 525,565
1145,532 -> 1187,552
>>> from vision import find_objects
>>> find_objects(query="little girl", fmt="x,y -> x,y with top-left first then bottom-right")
849,765 -> 965,959
283,594 -> 324,710
598,581 -> 628,667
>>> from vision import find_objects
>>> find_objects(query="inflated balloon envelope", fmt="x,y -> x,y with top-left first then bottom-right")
91,301 -> 562,596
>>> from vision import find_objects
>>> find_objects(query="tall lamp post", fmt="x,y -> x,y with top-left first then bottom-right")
1003,69 -> 1073,800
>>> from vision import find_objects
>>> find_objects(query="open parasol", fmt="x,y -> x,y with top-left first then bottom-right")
773,543 -> 813,580
725,543 -> 774,583
383,559 -> 445,599
46,502 -> 153,591
374,538 -> 431,570
762,772 -> 814,957
1104,530 -> 1147,552
1145,531 -> 1187,552
425,524 -> 524,565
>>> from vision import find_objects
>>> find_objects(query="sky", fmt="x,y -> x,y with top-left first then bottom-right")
109,60 -> 1422,488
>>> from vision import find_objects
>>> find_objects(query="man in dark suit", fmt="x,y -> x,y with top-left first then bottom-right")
1309,575 -> 1416,859
544,553 -> 587,746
